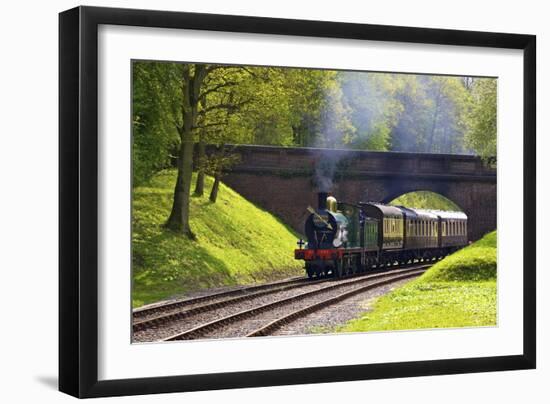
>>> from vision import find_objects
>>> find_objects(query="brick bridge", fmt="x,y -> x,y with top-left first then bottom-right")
218,145 -> 496,241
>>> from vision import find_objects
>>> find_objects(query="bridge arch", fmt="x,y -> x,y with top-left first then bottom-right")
380,183 -> 458,207
386,190 -> 463,212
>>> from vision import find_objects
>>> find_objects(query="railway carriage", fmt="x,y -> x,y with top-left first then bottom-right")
295,192 -> 469,279
437,210 -> 468,248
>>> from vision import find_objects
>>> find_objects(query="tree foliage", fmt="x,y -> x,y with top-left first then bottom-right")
132,62 -> 180,185
465,78 -> 497,159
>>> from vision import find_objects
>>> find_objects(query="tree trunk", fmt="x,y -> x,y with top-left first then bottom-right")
165,64 -> 207,238
209,173 -> 221,203
166,157 -> 185,230
165,138 -> 195,238
194,140 -> 205,196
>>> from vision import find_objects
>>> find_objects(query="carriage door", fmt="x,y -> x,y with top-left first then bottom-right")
364,219 -> 378,250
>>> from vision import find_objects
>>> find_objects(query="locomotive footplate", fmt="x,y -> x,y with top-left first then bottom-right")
294,248 -> 344,261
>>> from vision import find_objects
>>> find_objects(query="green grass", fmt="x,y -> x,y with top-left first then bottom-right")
390,190 -> 461,211
336,231 -> 497,333
132,169 -> 303,308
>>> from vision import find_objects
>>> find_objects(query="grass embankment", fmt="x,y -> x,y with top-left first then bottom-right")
132,169 -> 303,308
339,231 -> 497,332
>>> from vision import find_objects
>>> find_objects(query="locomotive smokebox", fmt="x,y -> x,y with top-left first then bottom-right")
318,192 -> 328,210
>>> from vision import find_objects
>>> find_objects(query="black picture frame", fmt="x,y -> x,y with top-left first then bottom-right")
59,5 -> 536,398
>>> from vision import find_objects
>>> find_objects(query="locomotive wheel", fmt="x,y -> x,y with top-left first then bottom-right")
346,257 -> 354,276
334,259 -> 344,278
306,264 -> 315,279
355,257 -> 363,274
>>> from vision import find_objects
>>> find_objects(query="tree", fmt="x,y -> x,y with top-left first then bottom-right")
316,78 -> 355,148
164,63 -> 210,237
193,67 -> 254,196
164,64 -> 261,236
132,62 -> 180,185
465,78 -> 497,159
338,72 -> 402,151
387,75 -> 472,154
203,147 -> 241,202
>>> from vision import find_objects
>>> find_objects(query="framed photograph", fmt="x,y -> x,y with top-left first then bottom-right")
59,6 -> 536,398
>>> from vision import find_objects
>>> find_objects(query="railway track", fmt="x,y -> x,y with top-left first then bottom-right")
161,264 -> 429,342
133,261 -> 430,331
133,275 -> 328,332
132,275 -> 307,322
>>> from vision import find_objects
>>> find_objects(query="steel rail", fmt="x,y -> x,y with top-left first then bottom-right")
132,275 -> 307,320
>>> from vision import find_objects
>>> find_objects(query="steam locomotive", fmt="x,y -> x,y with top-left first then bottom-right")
294,192 -> 468,278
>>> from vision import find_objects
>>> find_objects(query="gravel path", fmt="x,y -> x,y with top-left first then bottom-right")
271,278 -> 414,336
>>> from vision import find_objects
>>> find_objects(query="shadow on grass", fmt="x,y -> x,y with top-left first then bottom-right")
132,226 -> 234,307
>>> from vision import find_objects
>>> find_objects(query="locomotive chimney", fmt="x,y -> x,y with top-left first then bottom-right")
318,192 -> 328,210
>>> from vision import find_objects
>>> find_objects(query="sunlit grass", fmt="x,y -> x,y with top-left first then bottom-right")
132,169 -> 303,307
337,231 -> 497,333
